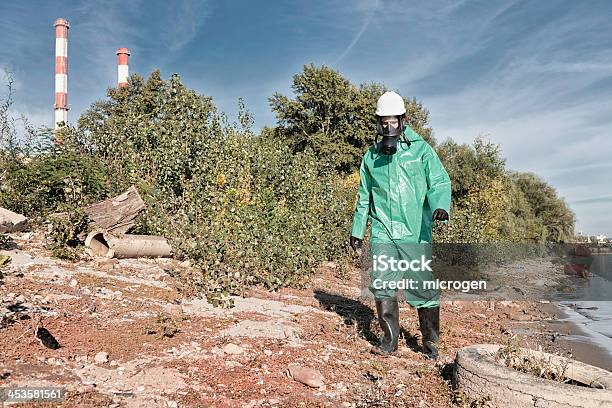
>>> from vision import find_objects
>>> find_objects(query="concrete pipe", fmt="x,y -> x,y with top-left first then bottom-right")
85,230 -> 173,259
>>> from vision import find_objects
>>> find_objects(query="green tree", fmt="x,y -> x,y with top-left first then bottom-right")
436,137 -> 506,201
510,172 -> 575,242
269,64 -> 434,173
433,137 -> 564,244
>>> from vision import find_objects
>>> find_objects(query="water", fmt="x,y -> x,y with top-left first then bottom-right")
560,254 -> 612,359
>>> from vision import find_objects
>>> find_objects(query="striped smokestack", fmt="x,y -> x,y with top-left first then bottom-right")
54,18 -> 69,130
117,48 -> 130,88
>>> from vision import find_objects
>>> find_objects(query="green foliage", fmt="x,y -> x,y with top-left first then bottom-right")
432,138 -> 574,269
0,235 -> 16,250
436,137 -> 506,201
72,70 -> 354,298
511,172 -> 575,242
0,71 -> 106,217
269,64 -> 434,173
434,138 -> 574,245
1,148 -> 108,216
48,208 -> 89,260
75,70 -> 217,195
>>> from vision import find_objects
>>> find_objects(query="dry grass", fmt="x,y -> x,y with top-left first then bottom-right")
495,339 -> 569,383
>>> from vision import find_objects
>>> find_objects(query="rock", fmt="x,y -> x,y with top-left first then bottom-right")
0,207 -> 28,233
263,349 -> 273,356
286,365 -> 325,388
94,351 -> 109,364
225,360 -> 243,369
222,343 -> 245,355
69,279 -> 78,288
164,304 -> 183,317
15,294 -> 26,303
244,399 -> 266,408
335,382 -> 348,393
221,319 -> 301,341
95,258 -> 118,270
75,355 -> 88,363
167,401 -> 178,408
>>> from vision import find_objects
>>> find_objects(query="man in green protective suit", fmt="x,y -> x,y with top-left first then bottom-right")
349,91 -> 451,360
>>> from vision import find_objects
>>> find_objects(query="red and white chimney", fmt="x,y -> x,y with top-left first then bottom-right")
117,48 -> 130,88
54,18 -> 69,129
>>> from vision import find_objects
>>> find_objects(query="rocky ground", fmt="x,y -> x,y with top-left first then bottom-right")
0,231 -> 587,407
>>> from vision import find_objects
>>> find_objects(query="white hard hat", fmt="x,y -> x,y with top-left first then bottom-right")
375,91 -> 406,116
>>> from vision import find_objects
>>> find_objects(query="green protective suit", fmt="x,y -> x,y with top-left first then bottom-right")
351,126 -> 451,307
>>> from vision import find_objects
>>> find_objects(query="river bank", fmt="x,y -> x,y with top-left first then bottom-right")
554,302 -> 612,371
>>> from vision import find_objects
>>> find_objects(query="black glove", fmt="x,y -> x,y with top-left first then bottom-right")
432,208 -> 449,221
349,236 -> 363,252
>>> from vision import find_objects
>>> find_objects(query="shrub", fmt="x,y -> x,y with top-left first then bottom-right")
71,71 -> 355,300
1,148 -> 108,216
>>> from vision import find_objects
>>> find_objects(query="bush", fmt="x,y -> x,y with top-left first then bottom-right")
70,71 -> 355,300
1,148 -> 108,216
0,71 -> 107,217
48,207 -> 89,260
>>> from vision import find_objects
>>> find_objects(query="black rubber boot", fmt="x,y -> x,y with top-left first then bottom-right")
375,298 -> 400,353
418,306 -> 440,360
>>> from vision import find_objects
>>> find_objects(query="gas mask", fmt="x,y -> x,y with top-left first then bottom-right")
376,115 -> 405,155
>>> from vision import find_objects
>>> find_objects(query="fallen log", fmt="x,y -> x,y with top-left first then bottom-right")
0,207 -> 28,233
85,230 -> 172,259
83,186 -> 145,234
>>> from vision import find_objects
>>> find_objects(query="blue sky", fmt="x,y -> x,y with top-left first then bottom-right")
1,0 -> 611,236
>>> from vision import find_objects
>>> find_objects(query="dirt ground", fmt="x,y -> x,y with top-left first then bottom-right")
0,230 -> 596,407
